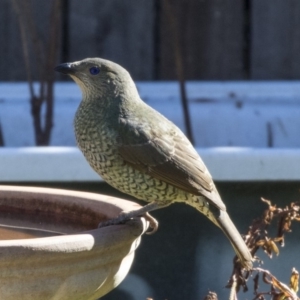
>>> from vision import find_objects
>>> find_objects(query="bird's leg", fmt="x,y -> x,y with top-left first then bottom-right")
98,202 -> 168,234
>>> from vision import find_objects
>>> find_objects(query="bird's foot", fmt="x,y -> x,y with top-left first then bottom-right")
98,210 -> 158,234
143,212 -> 158,235
98,202 -> 164,234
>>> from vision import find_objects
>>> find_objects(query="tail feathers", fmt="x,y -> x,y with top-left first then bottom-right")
216,210 -> 252,270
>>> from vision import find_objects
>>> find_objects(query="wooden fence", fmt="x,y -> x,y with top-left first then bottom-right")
1,0 -> 300,81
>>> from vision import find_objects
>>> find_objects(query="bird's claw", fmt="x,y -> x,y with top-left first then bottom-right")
98,211 -> 159,234
143,212 -> 158,235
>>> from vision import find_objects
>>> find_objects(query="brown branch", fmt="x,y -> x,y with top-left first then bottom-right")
11,0 -> 35,99
164,0 -> 194,144
0,120 -> 4,146
42,0 -> 62,145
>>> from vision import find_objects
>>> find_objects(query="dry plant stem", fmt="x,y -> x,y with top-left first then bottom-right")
203,291 -> 218,300
254,268 -> 299,300
229,275 -> 237,300
164,0 -> 194,144
227,199 -> 300,299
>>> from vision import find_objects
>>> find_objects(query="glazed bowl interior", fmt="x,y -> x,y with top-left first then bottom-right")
0,186 -> 135,239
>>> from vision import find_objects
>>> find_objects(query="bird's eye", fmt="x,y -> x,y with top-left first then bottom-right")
89,66 -> 100,75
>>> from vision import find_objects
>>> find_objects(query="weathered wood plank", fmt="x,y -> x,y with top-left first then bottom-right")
0,0 -> 23,80
159,0 -> 245,80
251,0 -> 300,79
68,0 -> 155,80
2,0 -> 300,81
0,0 -> 58,81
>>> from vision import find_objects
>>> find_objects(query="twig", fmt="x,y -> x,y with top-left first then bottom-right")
227,198 -> 300,299
253,267 -> 299,300
0,120 -> 4,146
43,0 -> 62,144
229,275 -> 237,300
164,0 -> 194,144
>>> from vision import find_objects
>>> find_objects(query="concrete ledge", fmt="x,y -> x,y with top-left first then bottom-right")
200,147 -> 300,181
0,147 -> 99,182
0,147 -> 299,182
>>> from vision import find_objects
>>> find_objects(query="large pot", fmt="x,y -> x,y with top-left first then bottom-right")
0,186 -> 148,300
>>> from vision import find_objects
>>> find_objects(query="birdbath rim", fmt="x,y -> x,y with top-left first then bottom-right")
0,185 -> 148,299
0,185 -> 148,246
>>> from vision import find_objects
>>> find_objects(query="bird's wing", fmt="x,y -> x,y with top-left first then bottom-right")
117,117 -> 225,210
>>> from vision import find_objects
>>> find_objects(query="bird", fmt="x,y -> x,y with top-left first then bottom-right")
55,58 -> 253,270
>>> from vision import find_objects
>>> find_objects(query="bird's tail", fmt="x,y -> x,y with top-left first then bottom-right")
215,209 -> 253,270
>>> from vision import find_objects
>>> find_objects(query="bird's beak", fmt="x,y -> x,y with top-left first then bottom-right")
54,63 -> 76,75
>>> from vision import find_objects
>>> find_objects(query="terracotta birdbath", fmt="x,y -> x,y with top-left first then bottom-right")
0,185 -> 148,300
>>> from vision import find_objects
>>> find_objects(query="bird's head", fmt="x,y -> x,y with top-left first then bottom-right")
55,58 -> 138,102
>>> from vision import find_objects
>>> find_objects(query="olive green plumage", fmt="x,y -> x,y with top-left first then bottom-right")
55,58 -> 252,270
